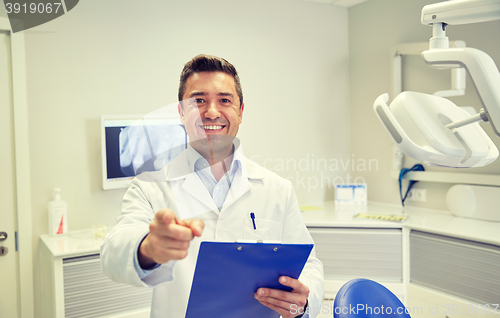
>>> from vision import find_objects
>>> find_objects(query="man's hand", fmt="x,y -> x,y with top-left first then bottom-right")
138,209 -> 204,268
254,276 -> 309,318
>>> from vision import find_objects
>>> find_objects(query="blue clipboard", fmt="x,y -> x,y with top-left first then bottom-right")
185,241 -> 313,318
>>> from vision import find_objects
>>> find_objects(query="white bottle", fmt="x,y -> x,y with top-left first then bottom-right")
48,188 -> 68,236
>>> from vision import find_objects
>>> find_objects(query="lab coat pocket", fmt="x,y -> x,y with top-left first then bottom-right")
243,218 -> 281,241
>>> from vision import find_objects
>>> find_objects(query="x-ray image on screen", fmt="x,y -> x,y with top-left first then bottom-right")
119,123 -> 187,176
101,115 -> 188,190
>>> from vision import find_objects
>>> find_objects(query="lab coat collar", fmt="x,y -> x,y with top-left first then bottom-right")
185,143 -> 242,179
165,140 -> 264,181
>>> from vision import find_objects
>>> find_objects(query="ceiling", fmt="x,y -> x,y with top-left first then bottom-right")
297,0 -> 370,8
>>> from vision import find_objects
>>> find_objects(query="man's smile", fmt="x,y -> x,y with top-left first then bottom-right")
199,123 -> 227,133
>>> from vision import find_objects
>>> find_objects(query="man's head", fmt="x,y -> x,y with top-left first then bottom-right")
177,55 -> 244,161
178,54 -> 243,108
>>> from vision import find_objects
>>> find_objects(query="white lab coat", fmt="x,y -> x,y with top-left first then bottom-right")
101,148 -> 324,318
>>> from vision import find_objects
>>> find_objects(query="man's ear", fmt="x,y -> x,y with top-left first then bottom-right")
238,103 -> 244,124
178,103 -> 185,124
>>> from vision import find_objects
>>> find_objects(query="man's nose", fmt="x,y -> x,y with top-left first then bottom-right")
204,101 -> 221,119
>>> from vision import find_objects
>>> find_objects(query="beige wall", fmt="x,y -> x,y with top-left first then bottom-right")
16,0 -> 500,314
349,0 -> 500,209
22,0 -> 349,316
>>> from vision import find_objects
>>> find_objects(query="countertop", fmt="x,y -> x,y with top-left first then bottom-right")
301,201 -> 500,245
40,201 -> 500,257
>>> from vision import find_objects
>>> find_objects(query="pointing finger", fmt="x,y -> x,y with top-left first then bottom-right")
155,209 -> 176,225
184,219 -> 205,237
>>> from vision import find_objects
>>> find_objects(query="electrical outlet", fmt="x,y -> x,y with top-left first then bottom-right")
407,189 -> 426,202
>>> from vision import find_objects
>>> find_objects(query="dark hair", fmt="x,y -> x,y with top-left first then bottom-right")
178,54 -> 243,107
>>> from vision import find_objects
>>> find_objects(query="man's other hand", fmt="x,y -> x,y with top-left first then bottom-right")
138,209 -> 204,268
254,276 -> 309,318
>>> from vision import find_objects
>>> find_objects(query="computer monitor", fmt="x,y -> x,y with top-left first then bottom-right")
101,114 -> 188,190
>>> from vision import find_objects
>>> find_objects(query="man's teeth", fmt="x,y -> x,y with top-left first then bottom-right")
203,125 -> 223,130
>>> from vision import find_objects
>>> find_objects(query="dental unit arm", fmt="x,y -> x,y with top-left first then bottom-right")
374,0 -> 500,168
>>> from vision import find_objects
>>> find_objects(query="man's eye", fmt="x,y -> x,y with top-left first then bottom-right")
194,98 -> 205,104
220,99 -> 231,104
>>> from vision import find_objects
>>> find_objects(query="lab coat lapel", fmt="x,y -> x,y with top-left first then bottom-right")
222,172 -> 249,210
181,173 -> 218,212
166,151 -> 218,219
222,158 -> 264,210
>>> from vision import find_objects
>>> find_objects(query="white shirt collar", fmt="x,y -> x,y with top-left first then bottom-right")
185,140 -> 245,177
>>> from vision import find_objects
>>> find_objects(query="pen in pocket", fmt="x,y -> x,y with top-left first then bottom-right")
250,212 -> 256,230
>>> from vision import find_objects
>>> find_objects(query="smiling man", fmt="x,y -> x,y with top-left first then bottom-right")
179,69 -> 243,181
101,54 -> 324,318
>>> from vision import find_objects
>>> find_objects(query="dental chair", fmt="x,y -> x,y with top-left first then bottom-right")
374,0 -> 500,168
333,279 -> 411,318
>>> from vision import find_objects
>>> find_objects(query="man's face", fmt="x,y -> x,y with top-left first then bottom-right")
178,71 -> 244,158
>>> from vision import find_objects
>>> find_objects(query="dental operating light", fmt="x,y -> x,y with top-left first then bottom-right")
374,0 -> 500,168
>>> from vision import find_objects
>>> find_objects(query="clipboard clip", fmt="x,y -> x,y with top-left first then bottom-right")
236,239 -> 282,244
235,240 -> 283,251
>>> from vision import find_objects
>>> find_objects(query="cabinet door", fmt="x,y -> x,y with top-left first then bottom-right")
408,284 -> 500,318
309,227 -> 403,282
410,230 -> 500,306
62,254 -> 152,318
